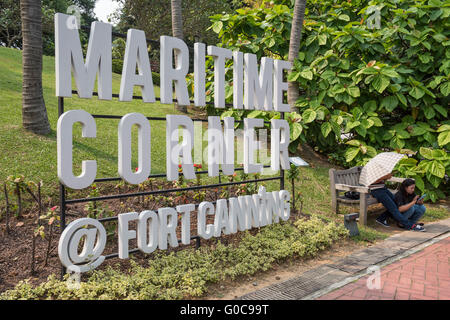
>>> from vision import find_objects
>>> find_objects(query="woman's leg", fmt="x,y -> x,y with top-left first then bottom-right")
408,205 -> 426,225
402,206 -> 415,220
370,188 -> 414,229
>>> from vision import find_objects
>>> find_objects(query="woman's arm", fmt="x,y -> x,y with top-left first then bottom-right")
398,195 -> 420,212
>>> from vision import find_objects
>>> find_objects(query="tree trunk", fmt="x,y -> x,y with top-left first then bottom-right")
171,0 -> 187,113
20,0 -> 50,135
287,0 -> 307,111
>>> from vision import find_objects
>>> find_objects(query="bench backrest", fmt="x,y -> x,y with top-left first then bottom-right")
329,166 -> 363,190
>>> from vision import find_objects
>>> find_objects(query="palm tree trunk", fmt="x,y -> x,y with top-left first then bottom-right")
171,0 -> 187,113
288,0 -> 307,111
20,0 -> 50,135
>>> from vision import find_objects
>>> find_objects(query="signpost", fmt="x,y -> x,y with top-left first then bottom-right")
55,13 -> 294,276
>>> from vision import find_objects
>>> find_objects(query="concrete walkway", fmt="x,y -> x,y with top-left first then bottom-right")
238,218 -> 450,300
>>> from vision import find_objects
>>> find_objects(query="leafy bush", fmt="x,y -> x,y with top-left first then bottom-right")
0,216 -> 348,300
394,147 -> 450,202
208,0 -> 450,199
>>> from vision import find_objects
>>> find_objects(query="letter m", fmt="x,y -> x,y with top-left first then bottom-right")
55,13 -> 112,99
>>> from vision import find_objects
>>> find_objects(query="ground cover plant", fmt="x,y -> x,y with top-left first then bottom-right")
0,215 -> 349,300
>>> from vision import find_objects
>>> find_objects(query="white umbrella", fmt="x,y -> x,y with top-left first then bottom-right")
359,152 -> 405,186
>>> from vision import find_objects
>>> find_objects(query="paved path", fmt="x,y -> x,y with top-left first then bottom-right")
317,237 -> 450,300
239,218 -> 450,300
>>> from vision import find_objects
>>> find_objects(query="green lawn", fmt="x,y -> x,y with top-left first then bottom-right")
0,46 -> 201,197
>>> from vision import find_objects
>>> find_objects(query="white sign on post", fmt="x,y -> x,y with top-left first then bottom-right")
55,13 -> 293,273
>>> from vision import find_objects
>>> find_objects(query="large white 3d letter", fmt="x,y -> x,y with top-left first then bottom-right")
233,51 -> 244,109
244,118 -> 263,174
279,190 -> 291,221
118,212 -> 138,259
158,207 -> 179,250
119,29 -> 155,103
57,110 -> 97,189
55,13 -> 112,99
166,115 -> 195,181
137,210 -> 159,254
244,54 -> 273,111
118,113 -> 151,185
160,36 -> 190,105
273,60 -> 292,112
198,202 -> 215,240
176,204 -> 195,245
208,46 -> 232,108
208,116 -> 235,177
194,43 -> 206,106
270,119 -> 290,171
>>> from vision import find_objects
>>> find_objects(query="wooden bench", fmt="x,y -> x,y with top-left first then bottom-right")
329,166 -> 405,225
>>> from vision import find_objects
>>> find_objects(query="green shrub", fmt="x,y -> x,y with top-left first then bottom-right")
111,58 -> 160,87
112,59 -> 123,74
209,0 -> 450,200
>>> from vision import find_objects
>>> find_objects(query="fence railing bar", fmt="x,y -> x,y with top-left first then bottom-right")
93,166 -> 273,183
65,176 -> 281,204
70,89 -> 238,111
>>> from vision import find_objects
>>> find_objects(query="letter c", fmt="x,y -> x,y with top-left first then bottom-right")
57,110 -> 97,189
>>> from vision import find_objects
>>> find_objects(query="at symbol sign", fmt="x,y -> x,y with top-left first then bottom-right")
58,218 -> 107,273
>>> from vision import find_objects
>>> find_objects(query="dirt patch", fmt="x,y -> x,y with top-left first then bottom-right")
296,143 -> 341,169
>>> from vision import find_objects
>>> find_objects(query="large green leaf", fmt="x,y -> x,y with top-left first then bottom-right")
390,135 -> 405,149
409,86 -> 425,99
247,110 -> 262,118
346,86 -> 360,98
355,125 -> 367,138
302,109 -> 317,123
433,104 -> 448,117
290,122 -> 303,141
396,93 -> 407,107
346,140 -> 362,147
380,95 -> 399,112
419,147 -> 434,160
440,82 -> 450,96
372,75 -> 390,93
212,21 -> 223,33
300,69 -> 314,80
438,131 -> 450,147
318,34 -> 327,45
321,122 -> 332,138
429,161 -> 445,178
345,120 -> 360,132
437,124 -> 450,132
423,105 -> 435,119
345,147 -> 360,162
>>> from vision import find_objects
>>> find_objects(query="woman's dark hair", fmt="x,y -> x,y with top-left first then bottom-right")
400,178 -> 415,198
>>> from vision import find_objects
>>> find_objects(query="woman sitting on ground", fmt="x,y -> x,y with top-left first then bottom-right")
394,178 -> 426,229
372,174 -> 425,232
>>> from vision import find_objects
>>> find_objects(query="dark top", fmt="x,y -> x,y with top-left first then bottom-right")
394,191 -> 416,207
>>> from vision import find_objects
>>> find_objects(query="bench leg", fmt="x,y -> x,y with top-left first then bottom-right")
331,191 -> 339,214
359,194 -> 368,226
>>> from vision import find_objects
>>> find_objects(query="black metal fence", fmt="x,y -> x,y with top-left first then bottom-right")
58,26 -> 287,276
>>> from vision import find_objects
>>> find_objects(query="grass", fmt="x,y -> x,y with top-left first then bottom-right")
0,46 -> 283,203
422,206 -> 450,222
0,46 -> 180,196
